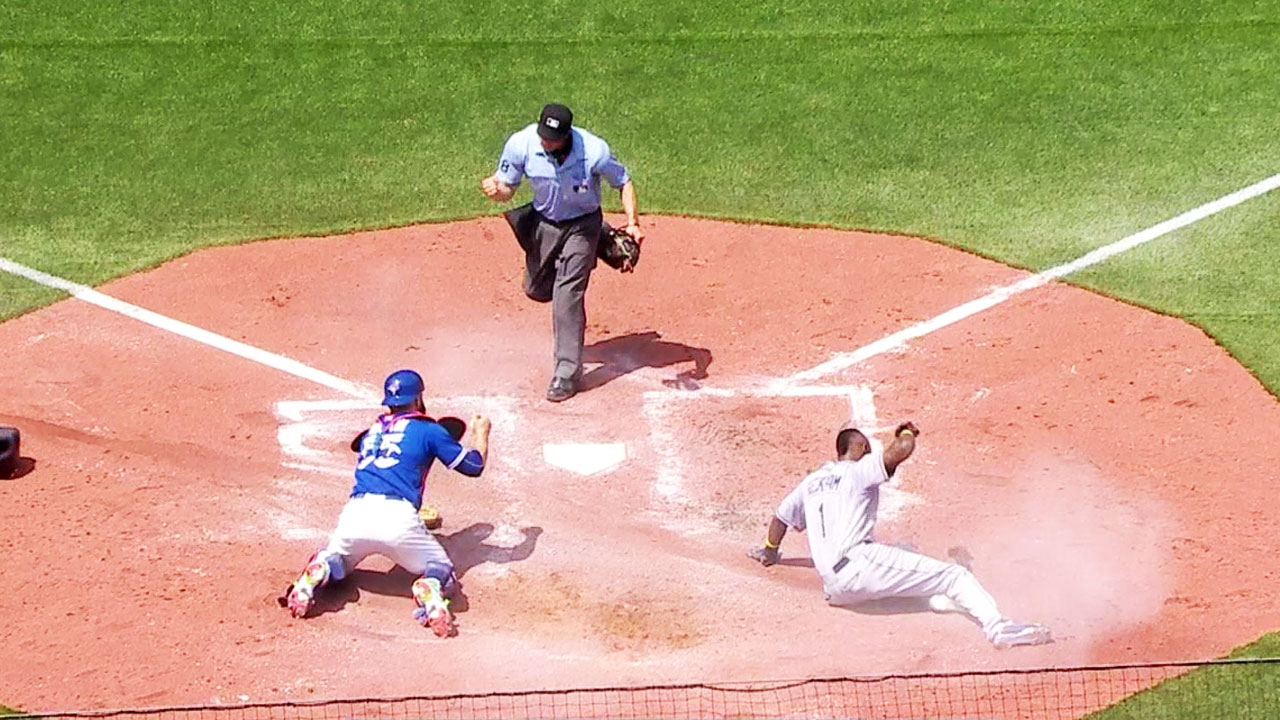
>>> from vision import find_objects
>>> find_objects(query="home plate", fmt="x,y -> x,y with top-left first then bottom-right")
543,443 -> 627,476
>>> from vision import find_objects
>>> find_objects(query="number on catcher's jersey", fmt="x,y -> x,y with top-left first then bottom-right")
357,430 -> 405,470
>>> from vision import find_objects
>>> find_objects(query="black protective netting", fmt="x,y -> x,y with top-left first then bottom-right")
11,658 -> 1279,720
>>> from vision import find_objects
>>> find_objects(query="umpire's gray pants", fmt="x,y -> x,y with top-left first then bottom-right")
524,209 -> 602,381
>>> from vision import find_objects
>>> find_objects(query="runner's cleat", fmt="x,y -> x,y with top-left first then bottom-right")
990,621 -> 1053,648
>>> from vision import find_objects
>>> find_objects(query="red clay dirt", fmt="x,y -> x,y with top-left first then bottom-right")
1,216 -> 1278,714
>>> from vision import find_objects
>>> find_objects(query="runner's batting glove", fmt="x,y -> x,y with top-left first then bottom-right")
747,546 -> 779,567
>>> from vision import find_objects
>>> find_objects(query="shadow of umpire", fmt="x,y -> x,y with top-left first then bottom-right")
580,331 -> 713,393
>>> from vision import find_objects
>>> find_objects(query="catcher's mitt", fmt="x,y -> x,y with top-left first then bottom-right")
597,224 -> 641,273
419,504 -> 443,531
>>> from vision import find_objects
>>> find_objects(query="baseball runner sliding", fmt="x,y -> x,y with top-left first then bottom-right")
748,421 -> 1053,648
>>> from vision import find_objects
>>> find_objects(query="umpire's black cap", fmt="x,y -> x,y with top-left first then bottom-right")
537,103 -> 573,141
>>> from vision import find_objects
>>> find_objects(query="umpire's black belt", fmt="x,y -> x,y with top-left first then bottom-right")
536,207 -> 601,228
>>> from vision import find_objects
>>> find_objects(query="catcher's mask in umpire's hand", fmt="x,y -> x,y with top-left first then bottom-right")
0,426 -> 19,478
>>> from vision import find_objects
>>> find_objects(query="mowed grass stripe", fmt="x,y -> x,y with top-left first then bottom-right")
3,24 -> 1274,259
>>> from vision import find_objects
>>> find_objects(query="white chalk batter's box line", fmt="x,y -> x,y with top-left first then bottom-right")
276,393 -> 524,472
273,381 -> 906,533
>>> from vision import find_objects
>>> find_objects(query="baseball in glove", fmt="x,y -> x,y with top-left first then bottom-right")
597,223 -> 641,273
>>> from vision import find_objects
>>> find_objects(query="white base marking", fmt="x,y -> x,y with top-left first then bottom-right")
276,394 -> 522,479
643,392 -> 687,502
273,394 -> 526,539
847,384 -> 879,432
846,384 -> 921,521
542,443 -> 628,476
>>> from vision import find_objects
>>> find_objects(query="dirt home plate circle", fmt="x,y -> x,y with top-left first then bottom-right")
0,216 -> 1278,710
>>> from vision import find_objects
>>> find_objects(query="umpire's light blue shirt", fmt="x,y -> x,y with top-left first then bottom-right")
495,124 -> 631,222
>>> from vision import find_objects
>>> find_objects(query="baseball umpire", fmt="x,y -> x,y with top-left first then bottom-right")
281,369 -> 491,638
747,421 -> 1053,649
481,103 -> 643,402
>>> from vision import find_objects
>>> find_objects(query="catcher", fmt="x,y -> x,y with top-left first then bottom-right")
482,102 -> 644,403
280,369 -> 491,638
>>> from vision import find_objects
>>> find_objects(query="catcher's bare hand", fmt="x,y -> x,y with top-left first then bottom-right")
747,546 -> 780,567
895,421 -> 920,438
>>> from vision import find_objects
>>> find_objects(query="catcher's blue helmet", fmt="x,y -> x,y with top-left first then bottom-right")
382,369 -> 424,407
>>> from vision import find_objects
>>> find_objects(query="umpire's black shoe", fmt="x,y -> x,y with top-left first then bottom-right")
546,376 -> 577,403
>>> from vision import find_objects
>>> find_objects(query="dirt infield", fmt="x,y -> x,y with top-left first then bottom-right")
1,216 -> 1278,712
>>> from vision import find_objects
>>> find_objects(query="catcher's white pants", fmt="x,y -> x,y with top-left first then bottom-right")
823,542 -> 1004,636
317,494 -> 452,578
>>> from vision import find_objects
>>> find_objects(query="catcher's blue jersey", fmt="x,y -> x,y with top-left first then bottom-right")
351,413 -> 483,509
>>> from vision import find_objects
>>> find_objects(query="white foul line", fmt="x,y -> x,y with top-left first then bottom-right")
0,256 -> 370,399
781,172 -> 1280,387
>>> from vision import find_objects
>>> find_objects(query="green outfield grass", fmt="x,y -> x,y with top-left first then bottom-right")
1088,636 -> 1280,719
3,2 -> 1278,394
2,0 -> 1278,714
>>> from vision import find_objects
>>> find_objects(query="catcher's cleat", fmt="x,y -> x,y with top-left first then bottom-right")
286,584 -> 314,618
284,558 -> 329,618
413,602 -> 457,638
412,577 -> 456,638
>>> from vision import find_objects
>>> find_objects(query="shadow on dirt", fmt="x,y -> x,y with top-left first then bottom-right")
305,523 -> 543,617
4,457 -> 35,479
580,331 -> 712,393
